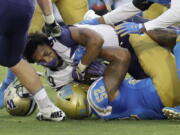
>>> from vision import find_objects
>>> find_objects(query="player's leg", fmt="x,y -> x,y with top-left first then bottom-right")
0,0 -> 65,121
0,69 -> 15,108
129,34 -> 180,108
10,60 -> 65,121
56,0 -> 88,24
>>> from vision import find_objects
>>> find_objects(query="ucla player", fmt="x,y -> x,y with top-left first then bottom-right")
87,76 -> 165,120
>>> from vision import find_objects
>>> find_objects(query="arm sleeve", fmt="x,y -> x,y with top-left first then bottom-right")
103,0 -> 153,25
56,26 -> 78,48
103,2 -> 141,25
144,0 -> 180,30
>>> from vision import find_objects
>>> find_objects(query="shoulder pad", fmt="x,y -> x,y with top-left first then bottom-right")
87,77 -> 112,117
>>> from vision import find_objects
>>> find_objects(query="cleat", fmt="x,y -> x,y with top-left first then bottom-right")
163,106 -> 180,120
36,106 -> 66,122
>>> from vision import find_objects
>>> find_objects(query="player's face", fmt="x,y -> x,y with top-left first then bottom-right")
32,44 -> 62,69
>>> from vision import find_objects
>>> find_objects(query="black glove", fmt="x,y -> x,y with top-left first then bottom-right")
42,21 -> 62,37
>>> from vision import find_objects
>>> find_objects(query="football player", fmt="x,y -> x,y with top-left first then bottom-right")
23,24 -> 132,101
0,0 -> 66,121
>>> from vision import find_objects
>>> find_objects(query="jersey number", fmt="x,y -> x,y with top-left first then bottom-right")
48,76 -> 56,87
94,86 -> 107,103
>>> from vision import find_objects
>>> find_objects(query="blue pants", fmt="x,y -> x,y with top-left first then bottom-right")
0,0 -> 35,67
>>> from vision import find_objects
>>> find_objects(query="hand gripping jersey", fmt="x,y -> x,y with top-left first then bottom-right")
87,77 -> 165,120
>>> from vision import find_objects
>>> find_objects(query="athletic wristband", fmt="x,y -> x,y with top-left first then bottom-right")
43,14 -> 55,24
78,61 -> 87,72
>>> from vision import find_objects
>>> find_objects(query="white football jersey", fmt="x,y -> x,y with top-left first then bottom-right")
45,40 -> 74,90
75,24 -> 119,48
45,66 -> 74,90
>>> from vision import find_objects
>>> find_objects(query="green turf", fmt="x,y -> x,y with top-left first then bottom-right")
0,66 -> 180,135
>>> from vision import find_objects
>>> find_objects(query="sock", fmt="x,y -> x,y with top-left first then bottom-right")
43,14 -> 55,24
173,42 -> 180,79
33,88 -> 55,110
0,69 -> 16,92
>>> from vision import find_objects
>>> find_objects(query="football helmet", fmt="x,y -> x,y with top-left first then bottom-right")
56,82 -> 90,119
4,80 -> 37,116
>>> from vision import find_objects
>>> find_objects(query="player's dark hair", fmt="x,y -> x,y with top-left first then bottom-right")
23,32 -> 53,63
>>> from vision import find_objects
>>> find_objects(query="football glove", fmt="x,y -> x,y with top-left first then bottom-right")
86,60 -> 106,79
42,21 -> 62,37
72,61 -> 87,81
115,22 -> 144,37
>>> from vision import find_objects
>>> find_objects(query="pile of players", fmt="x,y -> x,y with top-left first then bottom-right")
1,0 -> 180,121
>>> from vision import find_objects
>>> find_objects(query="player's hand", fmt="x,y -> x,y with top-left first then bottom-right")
42,21 -> 62,37
115,22 -> 144,37
72,61 -> 87,81
79,18 -> 100,25
86,61 -> 106,80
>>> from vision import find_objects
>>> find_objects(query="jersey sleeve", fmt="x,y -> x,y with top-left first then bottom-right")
87,77 -> 112,119
144,0 -> 180,30
56,25 -> 78,48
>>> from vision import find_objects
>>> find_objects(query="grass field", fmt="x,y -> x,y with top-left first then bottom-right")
0,66 -> 180,135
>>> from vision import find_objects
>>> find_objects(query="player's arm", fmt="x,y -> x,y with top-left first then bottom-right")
146,28 -> 177,48
69,27 -> 104,67
37,0 -> 61,37
99,0 -> 152,25
98,47 -> 131,101
37,0 -> 53,16
82,0 -> 152,25
144,0 -> 180,30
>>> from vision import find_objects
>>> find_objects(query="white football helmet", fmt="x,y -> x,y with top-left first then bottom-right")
4,80 -> 37,116
56,82 -> 91,119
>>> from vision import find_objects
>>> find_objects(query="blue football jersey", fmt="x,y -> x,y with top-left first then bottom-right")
87,77 -> 165,120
